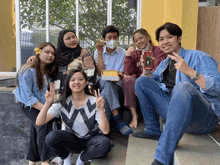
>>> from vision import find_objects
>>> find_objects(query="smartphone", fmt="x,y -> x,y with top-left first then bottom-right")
143,50 -> 153,69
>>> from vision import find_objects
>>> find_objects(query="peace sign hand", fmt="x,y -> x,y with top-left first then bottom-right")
95,89 -> 105,111
168,52 -> 193,76
45,83 -> 55,105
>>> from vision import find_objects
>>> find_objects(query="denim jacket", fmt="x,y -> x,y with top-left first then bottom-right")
151,47 -> 220,119
13,67 -> 49,107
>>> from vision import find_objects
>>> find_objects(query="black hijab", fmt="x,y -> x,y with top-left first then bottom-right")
57,29 -> 82,66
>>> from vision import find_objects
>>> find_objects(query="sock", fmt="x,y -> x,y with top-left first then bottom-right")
151,159 -> 164,165
51,157 -> 63,165
132,130 -> 160,140
63,153 -> 72,165
75,151 -> 85,165
110,140 -> 114,148
114,114 -> 132,135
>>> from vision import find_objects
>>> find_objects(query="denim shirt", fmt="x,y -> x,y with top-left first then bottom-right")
13,67 -> 49,107
151,47 -> 220,119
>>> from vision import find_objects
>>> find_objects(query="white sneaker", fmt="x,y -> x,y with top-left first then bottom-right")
51,157 -> 63,165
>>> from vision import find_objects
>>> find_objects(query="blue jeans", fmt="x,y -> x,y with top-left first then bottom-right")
135,76 -> 219,165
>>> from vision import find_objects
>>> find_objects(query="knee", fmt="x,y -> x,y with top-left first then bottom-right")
99,80 -> 115,92
122,76 -> 136,90
97,136 -> 112,156
45,131 -> 59,147
135,76 -> 151,91
173,82 -> 196,95
123,76 -> 136,84
96,136 -> 112,150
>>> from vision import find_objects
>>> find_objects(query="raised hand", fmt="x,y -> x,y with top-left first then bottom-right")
45,83 -> 55,105
27,55 -> 36,63
95,89 -> 105,111
96,39 -> 104,53
126,44 -> 136,56
168,52 -> 193,75
140,51 -> 156,75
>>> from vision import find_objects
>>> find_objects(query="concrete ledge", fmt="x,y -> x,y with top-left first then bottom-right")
174,130 -> 220,165
125,122 -> 158,165
0,77 -> 15,87
0,90 -> 31,165
126,120 -> 220,165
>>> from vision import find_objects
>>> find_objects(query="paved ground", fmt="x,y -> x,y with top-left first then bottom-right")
10,124 -> 130,165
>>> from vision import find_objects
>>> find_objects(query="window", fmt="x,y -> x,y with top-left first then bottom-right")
3,0 -> 141,74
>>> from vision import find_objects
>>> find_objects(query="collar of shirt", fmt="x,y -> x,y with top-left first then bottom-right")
178,47 -> 185,58
103,45 -> 120,55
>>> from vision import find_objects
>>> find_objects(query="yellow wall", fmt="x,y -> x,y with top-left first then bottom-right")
142,0 -> 198,50
0,0 -> 16,72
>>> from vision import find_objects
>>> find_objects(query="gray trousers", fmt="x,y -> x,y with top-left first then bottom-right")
97,78 -> 124,121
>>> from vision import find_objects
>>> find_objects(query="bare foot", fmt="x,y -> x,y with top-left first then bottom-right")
129,115 -> 138,128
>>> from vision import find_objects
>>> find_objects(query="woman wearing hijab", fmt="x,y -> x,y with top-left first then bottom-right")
55,29 -> 82,90
28,29 -> 97,91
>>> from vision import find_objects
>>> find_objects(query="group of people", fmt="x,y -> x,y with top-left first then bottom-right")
13,22 -> 220,165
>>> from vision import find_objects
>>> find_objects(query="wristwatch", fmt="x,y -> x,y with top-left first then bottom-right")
192,71 -> 200,81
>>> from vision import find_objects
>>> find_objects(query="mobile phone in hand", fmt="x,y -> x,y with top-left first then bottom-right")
143,50 -> 153,69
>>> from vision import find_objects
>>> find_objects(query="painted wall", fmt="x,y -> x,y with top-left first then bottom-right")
0,0 -> 16,72
142,0 -> 198,50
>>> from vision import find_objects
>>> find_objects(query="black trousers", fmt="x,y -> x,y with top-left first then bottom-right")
19,103 -> 57,162
45,130 -> 112,161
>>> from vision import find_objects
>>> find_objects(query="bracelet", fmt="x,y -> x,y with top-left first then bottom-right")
144,71 -> 151,75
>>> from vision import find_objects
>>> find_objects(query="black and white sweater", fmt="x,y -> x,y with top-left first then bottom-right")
48,95 -> 101,139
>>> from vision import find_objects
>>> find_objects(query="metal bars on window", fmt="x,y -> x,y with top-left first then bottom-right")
14,0 -> 142,73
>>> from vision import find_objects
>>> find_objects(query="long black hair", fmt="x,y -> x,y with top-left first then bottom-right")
56,69 -> 92,106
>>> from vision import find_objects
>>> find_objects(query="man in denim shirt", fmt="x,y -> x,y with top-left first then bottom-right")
133,22 -> 220,165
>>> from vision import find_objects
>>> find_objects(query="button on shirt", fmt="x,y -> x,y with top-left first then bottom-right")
150,47 -> 220,119
94,46 -> 126,72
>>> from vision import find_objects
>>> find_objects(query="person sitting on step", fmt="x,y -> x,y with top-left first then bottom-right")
133,22 -> 220,165
94,25 -> 132,136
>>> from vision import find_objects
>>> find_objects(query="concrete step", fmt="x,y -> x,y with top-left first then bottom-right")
174,130 -> 220,165
125,120 -> 220,165
125,122 -> 158,165
0,76 -> 15,87
91,127 -> 128,165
